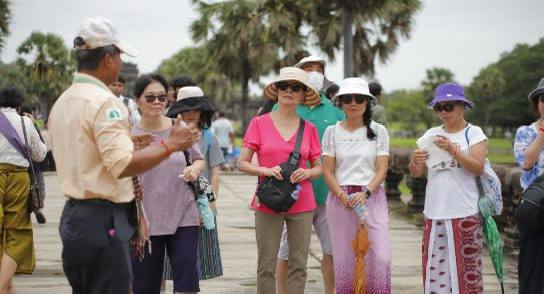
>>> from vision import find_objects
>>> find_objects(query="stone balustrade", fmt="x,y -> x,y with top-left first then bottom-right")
386,148 -> 521,251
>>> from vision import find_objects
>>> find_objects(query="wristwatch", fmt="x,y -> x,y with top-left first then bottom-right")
363,187 -> 372,199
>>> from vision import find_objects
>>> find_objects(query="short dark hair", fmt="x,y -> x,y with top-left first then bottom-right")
325,84 -> 339,100
133,74 -> 169,98
369,82 -> 382,97
75,45 -> 120,71
19,104 -> 33,115
170,75 -> 196,90
117,75 -> 126,84
218,111 -> 225,117
0,86 -> 24,108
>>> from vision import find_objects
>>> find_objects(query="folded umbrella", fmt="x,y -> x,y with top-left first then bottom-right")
352,223 -> 371,294
479,197 -> 505,294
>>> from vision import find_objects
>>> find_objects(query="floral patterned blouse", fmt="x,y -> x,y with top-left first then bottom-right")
514,123 -> 544,189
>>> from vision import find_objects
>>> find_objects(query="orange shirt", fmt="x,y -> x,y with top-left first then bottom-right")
48,73 -> 134,203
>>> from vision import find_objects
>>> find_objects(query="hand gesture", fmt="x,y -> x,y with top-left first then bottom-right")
182,166 -> 200,182
167,115 -> 201,152
411,149 -> 429,165
260,166 -> 283,181
290,168 -> 312,183
131,133 -> 154,151
434,135 -> 457,154
347,192 -> 366,208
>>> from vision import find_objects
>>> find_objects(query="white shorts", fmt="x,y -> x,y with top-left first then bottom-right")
277,204 -> 332,260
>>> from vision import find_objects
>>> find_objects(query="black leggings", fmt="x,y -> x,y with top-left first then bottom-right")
517,224 -> 544,294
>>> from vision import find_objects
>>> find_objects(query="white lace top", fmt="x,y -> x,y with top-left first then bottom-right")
0,107 -> 47,167
322,121 -> 389,186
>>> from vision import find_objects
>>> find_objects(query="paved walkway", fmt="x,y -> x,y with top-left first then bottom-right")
13,172 -> 518,293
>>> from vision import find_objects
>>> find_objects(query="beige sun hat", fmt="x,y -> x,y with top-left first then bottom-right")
74,16 -> 138,57
263,67 -> 319,103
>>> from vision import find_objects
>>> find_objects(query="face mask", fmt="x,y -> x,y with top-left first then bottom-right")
307,71 -> 324,91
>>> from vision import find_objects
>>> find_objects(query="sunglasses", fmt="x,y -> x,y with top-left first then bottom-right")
275,82 -> 306,93
432,102 -> 456,113
339,94 -> 367,105
144,94 -> 167,103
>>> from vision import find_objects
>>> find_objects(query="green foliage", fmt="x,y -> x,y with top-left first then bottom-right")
157,46 -> 234,106
0,0 -> 10,53
302,0 -> 422,75
15,32 -> 74,114
467,39 -> 544,129
385,89 -> 437,133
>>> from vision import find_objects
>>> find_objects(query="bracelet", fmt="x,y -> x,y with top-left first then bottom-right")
539,128 -> 544,136
159,140 -> 172,156
363,187 -> 372,199
452,146 -> 458,157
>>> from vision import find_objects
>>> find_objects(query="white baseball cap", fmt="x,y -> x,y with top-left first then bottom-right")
74,16 -> 138,57
294,55 -> 326,69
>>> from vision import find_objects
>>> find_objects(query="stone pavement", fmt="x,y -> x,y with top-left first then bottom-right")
13,172 -> 518,293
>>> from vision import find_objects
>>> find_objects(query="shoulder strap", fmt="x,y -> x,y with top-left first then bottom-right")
293,119 -> 305,154
0,111 -> 28,157
20,117 -> 38,178
464,124 -> 471,145
171,118 -> 193,166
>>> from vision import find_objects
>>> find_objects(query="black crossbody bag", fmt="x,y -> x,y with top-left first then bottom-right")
515,173 -> 544,231
256,119 -> 305,213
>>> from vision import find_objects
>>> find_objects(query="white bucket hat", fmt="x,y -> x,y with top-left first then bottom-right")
334,78 -> 377,104
294,55 -> 326,69
263,67 -> 319,102
176,86 -> 204,101
74,16 -> 138,57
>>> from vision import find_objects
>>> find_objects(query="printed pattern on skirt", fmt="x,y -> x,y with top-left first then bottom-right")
327,185 -> 391,294
422,215 -> 483,294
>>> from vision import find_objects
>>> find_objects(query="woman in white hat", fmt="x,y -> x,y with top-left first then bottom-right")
238,67 -> 322,293
321,77 -> 391,293
165,86 -> 225,282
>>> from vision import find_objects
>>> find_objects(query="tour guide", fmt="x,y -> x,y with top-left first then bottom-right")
48,16 -> 200,293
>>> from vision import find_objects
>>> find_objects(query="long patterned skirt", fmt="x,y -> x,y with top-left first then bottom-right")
422,214 -> 483,294
326,186 -> 391,294
163,216 -> 223,280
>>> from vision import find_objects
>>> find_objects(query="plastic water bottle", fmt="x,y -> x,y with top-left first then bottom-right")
348,193 -> 366,221
291,184 -> 302,200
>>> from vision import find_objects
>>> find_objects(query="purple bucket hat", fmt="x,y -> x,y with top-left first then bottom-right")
428,82 -> 475,108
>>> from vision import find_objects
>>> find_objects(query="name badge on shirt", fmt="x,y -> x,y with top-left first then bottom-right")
105,108 -> 123,121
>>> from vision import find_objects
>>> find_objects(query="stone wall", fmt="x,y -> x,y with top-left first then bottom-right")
385,148 -> 521,251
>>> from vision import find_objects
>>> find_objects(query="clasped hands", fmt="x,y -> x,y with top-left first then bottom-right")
259,166 -> 313,183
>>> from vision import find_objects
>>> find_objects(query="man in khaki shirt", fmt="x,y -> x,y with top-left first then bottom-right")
48,17 -> 199,294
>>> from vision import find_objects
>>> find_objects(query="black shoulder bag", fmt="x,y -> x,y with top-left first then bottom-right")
20,117 -> 44,213
256,119 -> 305,213
515,173 -> 544,231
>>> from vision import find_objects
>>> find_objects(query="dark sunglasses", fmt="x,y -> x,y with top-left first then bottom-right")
275,81 -> 306,93
339,94 -> 367,105
144,94 -> 167,103
432,102 -> 456,113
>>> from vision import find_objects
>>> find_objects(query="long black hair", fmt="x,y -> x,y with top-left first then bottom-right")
338,95 -> 376,140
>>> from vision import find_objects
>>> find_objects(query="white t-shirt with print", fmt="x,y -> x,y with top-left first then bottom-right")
423,124 -> 487,220
322,121 -> 389,186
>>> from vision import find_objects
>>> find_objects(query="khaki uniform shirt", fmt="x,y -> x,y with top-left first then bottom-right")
48,73 -> 134,203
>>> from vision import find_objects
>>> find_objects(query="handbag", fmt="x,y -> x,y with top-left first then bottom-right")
464,126 -> 503,216
0,111 -> 43,214
183,149 -> 215,230
514,174 -> 544,231
20,116 -> 44,213
255,119 -> 305,213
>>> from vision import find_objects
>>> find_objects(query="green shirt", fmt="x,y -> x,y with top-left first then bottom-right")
273,94 -> 345,204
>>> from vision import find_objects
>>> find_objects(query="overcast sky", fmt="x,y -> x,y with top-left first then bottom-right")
1,0 -> 543,92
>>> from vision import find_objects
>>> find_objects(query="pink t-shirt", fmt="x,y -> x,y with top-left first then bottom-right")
243,113 -> 321,214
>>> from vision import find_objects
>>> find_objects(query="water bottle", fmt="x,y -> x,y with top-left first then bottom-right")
290,184 -> 302,200
197,195 -> 216,230
348,193 -> 366,221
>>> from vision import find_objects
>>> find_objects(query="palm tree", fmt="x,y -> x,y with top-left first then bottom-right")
303,0 -> 422,77
421,67 -> 455,100
16,32 -> 73,115
0,0 -> 11,53
191,0 -> 305,129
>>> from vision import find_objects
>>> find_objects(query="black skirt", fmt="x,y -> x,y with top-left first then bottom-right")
517,224 -> 544,294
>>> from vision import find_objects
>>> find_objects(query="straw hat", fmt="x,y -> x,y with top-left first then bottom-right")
263,67 -> 319,103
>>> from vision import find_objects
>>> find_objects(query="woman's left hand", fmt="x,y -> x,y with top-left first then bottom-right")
434,135 -> 457,154
182,166 -> 200,182
290,168 -> 312,183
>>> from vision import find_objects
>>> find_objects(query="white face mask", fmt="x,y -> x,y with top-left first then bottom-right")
307,71 -> 324,91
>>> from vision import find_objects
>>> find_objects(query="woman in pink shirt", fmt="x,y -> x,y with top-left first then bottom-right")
238,67 -> 322,294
